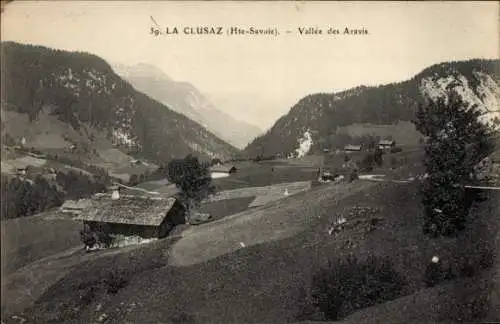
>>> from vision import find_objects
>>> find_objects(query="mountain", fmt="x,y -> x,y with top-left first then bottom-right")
244,59 -> 500,158
112,63 -> 262,149
1,42 -> 238,165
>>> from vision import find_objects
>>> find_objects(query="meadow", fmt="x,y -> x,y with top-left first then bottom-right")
3,147 -> 498,323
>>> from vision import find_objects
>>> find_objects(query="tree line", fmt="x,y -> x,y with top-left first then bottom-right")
1,169 -> 110,220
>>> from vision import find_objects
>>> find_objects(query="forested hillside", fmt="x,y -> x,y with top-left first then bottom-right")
113,63 -> 262,149
244,59 -> 500,158
1,42 -> 238,163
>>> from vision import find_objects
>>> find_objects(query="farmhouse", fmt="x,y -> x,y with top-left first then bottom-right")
75,194 -> 186,239
344,144 -> 362,153
379,139 -> 396,150
210,164 -> 237,178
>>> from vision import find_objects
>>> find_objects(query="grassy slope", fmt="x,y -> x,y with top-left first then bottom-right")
213,161 -> 318,191
198,197 -> 256,222
1,212 -> 81,276
9,180 -> 497,324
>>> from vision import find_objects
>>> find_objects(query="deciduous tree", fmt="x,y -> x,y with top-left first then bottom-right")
414,92 -> 495,236
168,155 -> 214,212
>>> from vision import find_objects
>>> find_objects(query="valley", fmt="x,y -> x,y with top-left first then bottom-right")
1,9 -> 500,323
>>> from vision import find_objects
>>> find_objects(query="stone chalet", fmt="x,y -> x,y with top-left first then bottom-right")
74,194 -> 186,239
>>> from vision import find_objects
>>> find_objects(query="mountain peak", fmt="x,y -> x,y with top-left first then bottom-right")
114,63 -> 263,149
2,42 -> 238,162
112,62 -> 172,82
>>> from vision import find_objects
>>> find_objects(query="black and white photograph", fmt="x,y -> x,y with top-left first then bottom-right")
1,1 -> 499,323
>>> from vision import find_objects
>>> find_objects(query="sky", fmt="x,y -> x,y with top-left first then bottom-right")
2,1 -> 498,129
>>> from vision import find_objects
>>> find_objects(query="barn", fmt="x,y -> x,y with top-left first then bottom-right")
75,194 -> 186,239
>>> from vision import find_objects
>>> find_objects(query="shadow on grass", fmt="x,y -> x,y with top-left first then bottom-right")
293,255 -> 409,321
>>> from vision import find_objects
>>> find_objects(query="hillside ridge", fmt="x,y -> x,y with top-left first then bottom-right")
244,59 -> 500,158
112,62 -> 263,149
1,41 -> 239,164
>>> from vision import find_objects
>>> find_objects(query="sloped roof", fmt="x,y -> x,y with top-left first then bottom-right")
344,144 -> 362,151
61,199 -> 92,210
74,194 -> 178,226
210,165 -> 237,173
379,139 -> 395,145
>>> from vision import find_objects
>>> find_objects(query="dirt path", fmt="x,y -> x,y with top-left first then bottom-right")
168,181 -> 376,267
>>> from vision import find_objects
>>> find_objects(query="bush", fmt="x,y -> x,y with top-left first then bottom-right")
80,223 -> 115,249
105,272 -> 128,294
423,261 -> 454,287
307,255 -> 407,320
128,174 -> 139,186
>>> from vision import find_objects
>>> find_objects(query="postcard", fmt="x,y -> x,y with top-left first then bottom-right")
1,1 -> 499,323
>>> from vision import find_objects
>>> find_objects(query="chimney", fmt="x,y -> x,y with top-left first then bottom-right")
110,185 -> 120,200
111,189 -> 120,200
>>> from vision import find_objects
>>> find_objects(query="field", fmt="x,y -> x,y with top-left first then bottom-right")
4,180 -> 497,323
2,151 -> 499,323
1,212 -> 82,276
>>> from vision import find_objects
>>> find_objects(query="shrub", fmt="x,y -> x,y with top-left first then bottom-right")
423,260 -> 454,287
307,255 -> 407,320
348,170 -> 359,182
374,148 -> 383,166
80,223 -> 115,249
128,174 -> 139,186
105,272 -> 128,294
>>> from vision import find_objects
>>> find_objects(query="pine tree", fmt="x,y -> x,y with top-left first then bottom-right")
414,92 -> 495,236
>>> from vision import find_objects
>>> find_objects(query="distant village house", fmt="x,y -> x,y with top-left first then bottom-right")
211,158 -> 222,166
379,139 -> 396,150
210,164 -> 237,179
344,144 -> 362,153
